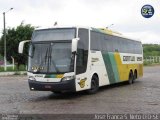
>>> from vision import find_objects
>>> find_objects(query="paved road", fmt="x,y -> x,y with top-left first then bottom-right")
0,66 -> 160,114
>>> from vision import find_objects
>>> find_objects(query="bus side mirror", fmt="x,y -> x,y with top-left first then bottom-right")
72,38 -> 79,53
18,40 -> 31,54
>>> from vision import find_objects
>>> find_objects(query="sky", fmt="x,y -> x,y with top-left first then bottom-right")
0,0 -> 159,44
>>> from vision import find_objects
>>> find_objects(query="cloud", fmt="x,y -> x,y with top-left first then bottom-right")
0,0 -> 159,44
123,31 -> 160,44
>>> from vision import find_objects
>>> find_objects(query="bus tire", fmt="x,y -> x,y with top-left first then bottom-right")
133,70 -> 137,82
87,75 -> 99,94
128,71 -> 134,84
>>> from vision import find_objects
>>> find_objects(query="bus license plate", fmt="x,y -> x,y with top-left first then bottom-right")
44,85 -> 52,89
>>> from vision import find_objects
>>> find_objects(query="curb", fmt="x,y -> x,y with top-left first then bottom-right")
0,71 -> 27,76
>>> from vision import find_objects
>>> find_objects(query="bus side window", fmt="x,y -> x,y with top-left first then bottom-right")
76,49 -> 84,67
76,28 -> 89,74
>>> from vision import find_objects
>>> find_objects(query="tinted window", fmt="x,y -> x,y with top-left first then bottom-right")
32,28 -> 76,41
91,31 -> 102,50
104,35 -> 113,52
76,28 -> 89,74
91,30 -> 142,54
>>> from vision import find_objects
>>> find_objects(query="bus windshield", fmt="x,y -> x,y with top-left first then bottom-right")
28,42 -> 74,74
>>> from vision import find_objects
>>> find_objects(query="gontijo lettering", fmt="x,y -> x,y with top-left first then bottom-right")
123,56 -> 135,61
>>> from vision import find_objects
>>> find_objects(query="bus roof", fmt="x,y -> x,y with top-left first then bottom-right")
91,28 -> 141,43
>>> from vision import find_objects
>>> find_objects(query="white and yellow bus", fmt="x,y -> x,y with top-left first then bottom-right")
19,27 -> 143,94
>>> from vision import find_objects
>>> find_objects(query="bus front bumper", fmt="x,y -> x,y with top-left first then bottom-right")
28,79 -> 76,92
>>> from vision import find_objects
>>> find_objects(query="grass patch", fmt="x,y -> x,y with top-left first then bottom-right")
144,61 -> 160,66
0,65 -> 26,72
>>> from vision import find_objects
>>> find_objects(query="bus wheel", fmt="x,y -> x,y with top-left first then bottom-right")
87,75 -> 99,94
133,71 -> 137,83
128,72 -> 134,84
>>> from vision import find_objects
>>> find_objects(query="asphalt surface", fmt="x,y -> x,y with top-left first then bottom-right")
0,66 -> 160,114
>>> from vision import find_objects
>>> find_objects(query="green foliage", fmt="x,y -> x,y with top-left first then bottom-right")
0,54 -> 3,59
0,64 -> 26,72
143,44 -> 160,66
0,23 -> 34,69
143,44 -> 160,57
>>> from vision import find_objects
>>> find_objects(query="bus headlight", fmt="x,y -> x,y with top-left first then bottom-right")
28,76 -> 36,81
61,76 -> 75,81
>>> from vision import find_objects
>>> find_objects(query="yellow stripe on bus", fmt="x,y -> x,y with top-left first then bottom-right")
114,53 -> 143,81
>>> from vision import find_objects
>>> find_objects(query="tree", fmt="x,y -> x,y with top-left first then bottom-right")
0,23 -> 35,69
143,44 -> 160,57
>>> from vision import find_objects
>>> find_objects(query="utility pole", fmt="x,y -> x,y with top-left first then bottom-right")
3,12 -> 6,71
3,8 -> 13,71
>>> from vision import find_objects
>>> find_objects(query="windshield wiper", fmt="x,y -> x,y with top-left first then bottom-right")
47,47 -> 51,72
45,48 -> 49,65
48,44 -> 60,73
33,47 -> 49,73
